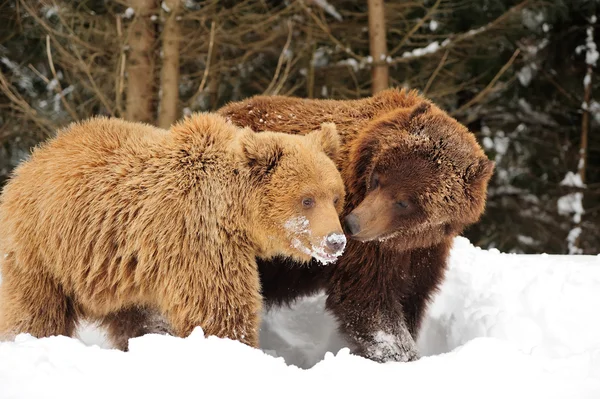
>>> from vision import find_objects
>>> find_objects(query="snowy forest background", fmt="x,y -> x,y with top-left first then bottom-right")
0,0 -> 598,255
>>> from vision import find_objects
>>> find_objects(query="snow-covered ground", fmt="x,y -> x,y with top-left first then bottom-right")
1,236 -> 600,399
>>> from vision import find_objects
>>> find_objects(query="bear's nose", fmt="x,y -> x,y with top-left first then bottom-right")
325,233 -> 347,254
343,214 -> 360,236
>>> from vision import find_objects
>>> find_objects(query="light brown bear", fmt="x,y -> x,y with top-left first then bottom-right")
0,113 -> 347,351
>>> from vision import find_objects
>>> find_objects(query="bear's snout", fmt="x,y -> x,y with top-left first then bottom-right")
325,232 -> 346,254
343,214 -> 360,236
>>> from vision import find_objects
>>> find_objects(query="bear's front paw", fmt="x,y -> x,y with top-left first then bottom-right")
361,330 -> 420,363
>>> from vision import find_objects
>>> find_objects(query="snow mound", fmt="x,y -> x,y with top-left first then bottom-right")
1,237 -> 600,399
420,237 -> 600,362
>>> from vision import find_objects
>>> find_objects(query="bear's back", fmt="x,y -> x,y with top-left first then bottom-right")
0,115 -> 255,306
41,116 -> 167,167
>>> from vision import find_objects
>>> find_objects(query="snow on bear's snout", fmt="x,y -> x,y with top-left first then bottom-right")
284,216 -> 346,265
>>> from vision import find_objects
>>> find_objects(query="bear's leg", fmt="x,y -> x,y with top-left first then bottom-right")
401,242 -> 451,338
325,292 -> 419,363
0,256 -> 77,340
162,259 -> 262,348
100,306 -> 173,351
325,242 -> 419,363
258,256 -> 327,307
165,292 -> 262,348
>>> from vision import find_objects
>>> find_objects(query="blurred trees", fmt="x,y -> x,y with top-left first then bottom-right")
0,0 -> 598,254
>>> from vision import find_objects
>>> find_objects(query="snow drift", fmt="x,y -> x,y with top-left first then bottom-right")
1,236 -> 600,399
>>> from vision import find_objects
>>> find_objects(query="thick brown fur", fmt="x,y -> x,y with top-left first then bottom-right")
0,113 -> 346,350
217,88 -> 495,362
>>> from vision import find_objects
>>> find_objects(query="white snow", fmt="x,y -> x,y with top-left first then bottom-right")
366,328 -> 418,361
284,216 -> 344,265
493,130 -> 509,155
579,149 -> 586,170
584,20 -> 598,66
337,58 -> 360,72
560,171 -> 586,188
585,44 -> 598,66
123,7 -> 134,19
590,100 -> 600,124
42,6 -> 58,20
567,227 -> 583,255
522,9 -> 546,31
1,237 -> 600,398
582,101 -> 589,111
583,73 -> 591,87
327,233 -> 346,246
482,136 -> 494,150
321,85 -> 328,97
517,64 -> 536,86
484,130 -> 510,169
429,20 -> 439,32
309,0 -> 342,22
558,192 -> 584,223
399,38 -> 454,60
402,41 -> 442,59
284,216 -> 310,235
311,47 -> 330,68
517,234 -> 537,246
465,26 -> 486,37
525,38 -> 550,56
0,57 -> 36,96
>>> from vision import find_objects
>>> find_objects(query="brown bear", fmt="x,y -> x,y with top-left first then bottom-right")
216,88 -> 495,362
0,113 -> 347,351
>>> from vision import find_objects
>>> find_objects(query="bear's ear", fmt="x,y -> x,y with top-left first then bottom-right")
466,157 -> 495,186
407,102 -> 431,136
409,102 -> 431,121
240,133 -> 284,177
306,122 -> 340,161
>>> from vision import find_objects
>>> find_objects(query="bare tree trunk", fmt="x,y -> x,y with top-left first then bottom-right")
158,0 -> 181,128
579,67 -> 592,184
572,13 -> 596,253
126,0 -> 156,123
578,12 -> 597,185
368,0 -> 389,94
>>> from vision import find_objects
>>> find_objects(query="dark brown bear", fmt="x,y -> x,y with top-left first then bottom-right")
217,88 -> 494,363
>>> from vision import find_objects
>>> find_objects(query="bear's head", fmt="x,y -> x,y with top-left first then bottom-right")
344,101 -> 495,250
241,123 -> 347,265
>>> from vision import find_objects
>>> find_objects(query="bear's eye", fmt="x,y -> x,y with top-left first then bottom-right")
370,172 -> 380,189
302,197 -> 315,209
397,201 -> 409,209
333,196 -> 340,206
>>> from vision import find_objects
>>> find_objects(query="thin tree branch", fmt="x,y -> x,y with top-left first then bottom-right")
264,20 -> 293,95
46,35 -> 79,121
452,49 -> 520,115
189,20 -> 216,106
423,48 -> 449,95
